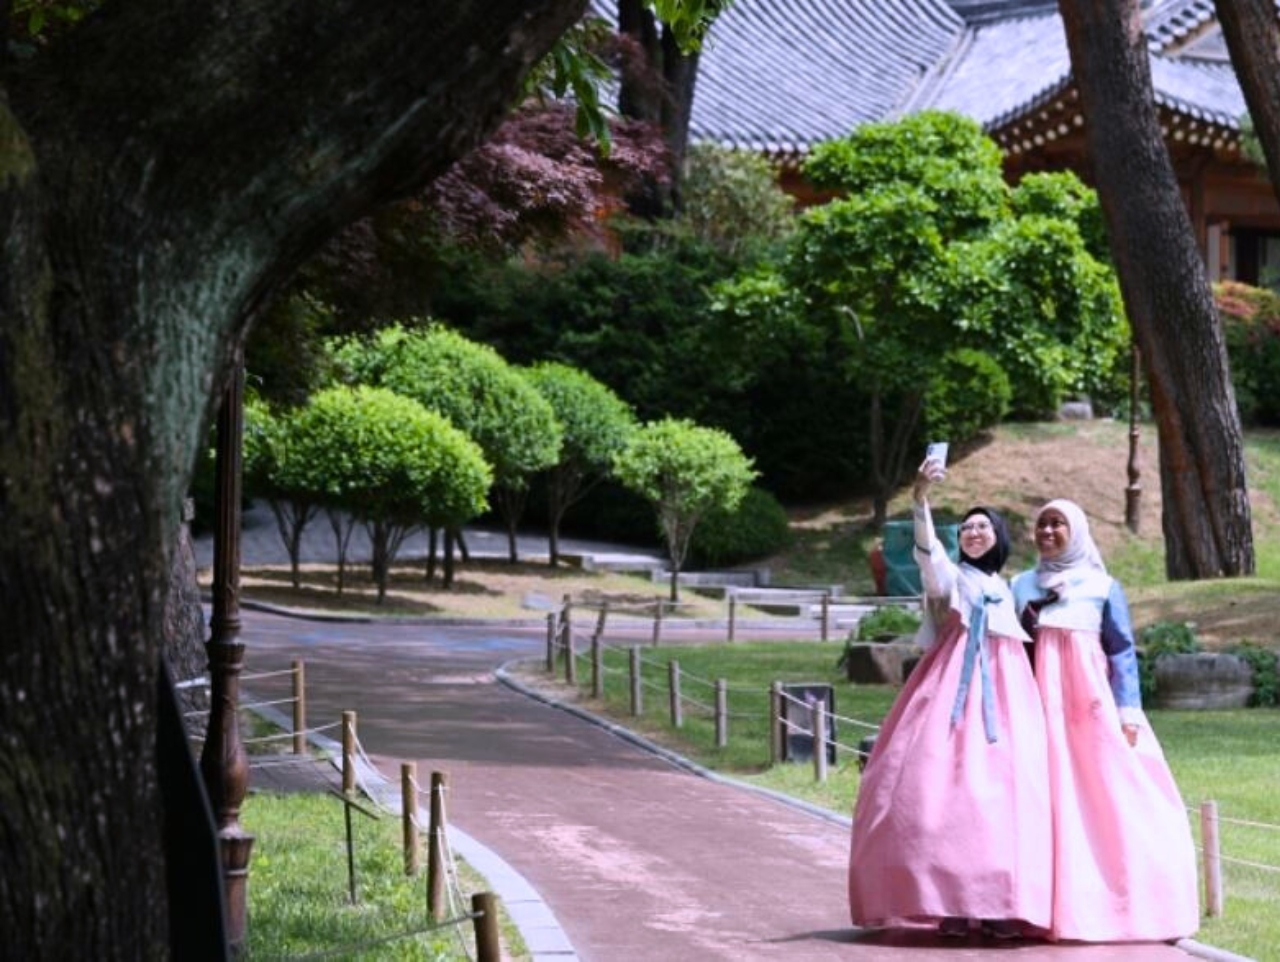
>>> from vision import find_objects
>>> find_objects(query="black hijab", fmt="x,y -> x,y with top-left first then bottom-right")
959,506 -> 1011,575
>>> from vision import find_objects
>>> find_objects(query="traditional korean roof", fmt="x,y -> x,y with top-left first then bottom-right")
585,0 -> 1258,161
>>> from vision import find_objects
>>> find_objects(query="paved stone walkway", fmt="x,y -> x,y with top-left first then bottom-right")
236,610 -> 1212,962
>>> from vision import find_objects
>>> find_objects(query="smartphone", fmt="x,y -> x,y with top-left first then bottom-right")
925,441 -> 949,468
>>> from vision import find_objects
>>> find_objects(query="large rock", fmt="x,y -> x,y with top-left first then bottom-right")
842,640 -> 922,684
1153,652 -> 1254,710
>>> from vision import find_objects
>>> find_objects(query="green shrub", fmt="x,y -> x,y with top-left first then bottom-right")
688,486 -> 792,568
923,348 -> 1012,445
1225,640 -> 1279,708
1137,620 -> 1201,703
854,605 -> 922,642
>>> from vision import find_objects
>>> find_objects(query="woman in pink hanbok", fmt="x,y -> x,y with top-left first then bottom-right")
849,459 -> 1051,940
1011,499 -> 1199,942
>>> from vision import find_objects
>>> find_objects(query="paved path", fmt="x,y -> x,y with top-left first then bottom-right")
237,610 -> 1204,962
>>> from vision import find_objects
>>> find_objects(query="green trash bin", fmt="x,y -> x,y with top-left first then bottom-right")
880,519 -> 960,595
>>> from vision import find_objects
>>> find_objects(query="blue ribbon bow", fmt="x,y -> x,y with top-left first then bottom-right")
950,592 -> 1000,744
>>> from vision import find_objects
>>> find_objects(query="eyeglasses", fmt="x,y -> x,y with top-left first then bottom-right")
959,520 -> 993,534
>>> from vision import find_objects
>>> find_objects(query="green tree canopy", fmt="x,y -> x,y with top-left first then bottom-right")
335,323 -> 561,562
612,417 -> 756,600
525,361 -> 637,565
284,385 -> 491,600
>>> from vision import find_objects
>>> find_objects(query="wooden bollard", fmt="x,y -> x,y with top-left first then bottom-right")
813,699 -> 829,783
769,681 -> 783,766
629,646 -> 642,716
402,762 -> 419,876
727,594 -> 737,643
565,618 -> 577,686
342,710 -> 357,794
715,678 -> 728,748
591,632 -> 603,699
669,660 -> 683,728
1201,800 -> 1223,917
651,601 -> 664,647
545,612 -> 556,673
472,891 -> 501,962
820,592 -> 830,642
558,594 -> 572,661
426,771 -> 447,921
292,659 -> 307,754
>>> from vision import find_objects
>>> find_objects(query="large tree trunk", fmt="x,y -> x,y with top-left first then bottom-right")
1057,0 -> 1254,578
0,0 -> 585,954
616,0 -> 697,212
1215,0 -> 1280,206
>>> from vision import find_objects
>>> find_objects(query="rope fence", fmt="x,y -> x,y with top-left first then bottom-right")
176,661 -> 501,961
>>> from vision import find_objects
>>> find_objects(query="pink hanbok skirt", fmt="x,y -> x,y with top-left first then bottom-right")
848,614 -> 1052,929
1034,627 -> 1200,941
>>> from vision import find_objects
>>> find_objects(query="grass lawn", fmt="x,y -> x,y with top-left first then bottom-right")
243,791 -> 529,961
514,640 -> 1280,960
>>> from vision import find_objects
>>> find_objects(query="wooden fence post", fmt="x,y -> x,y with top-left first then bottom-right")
342,710 -> 357,794
426,771 -> 447,921
558,594 -> 572,666
292,659 -> 306,754
820,592 -> 830,642
813,699 -> 829,783
629,646 -> 642,716
715,678 -> 728,748
593,601 -> 609,644
545,612 -> 556,673
727,594 -> 737,643
401,762 -> 419,876
592,631 -> 604,699
1201,800 -> 1224,917
669,660 -> 683,728
472,891 -> 501,962
565,616 -> 577,686
651,601 -> 663,647
770,681 -> 783,766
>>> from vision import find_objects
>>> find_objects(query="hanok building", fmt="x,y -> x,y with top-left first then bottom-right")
677,0 -> 1280,285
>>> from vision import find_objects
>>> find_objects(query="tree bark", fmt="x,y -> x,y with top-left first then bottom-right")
0,0 -> 584,953
1215,0 -> 1280,208
1057,0 -> 1254,578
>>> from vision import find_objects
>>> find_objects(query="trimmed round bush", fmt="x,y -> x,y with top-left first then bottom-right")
688,486 -> 792,568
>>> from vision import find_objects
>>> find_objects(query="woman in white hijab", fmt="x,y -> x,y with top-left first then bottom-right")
1011,499 -> 1199,943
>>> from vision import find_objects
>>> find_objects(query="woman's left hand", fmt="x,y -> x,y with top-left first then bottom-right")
1121,723 -> 1139,747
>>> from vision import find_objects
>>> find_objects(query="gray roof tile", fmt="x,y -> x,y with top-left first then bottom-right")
588,0 -> 1255,153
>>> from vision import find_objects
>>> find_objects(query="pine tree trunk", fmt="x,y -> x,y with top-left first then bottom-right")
1215,0 -> 1280,208
1059,0 -> 1254,577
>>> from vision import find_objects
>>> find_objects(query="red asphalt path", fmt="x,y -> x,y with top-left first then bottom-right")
239,609 -> 1206,962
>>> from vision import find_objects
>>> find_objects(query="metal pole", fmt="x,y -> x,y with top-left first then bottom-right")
770,682 -> 783,766
669,660 -> 683,728
715,679 -> 728,748
199,360 -> 254,948
591,632 -> 603,700
1125,341 -> 1142,533
813,699 -> 829,783
629,646 -> 642,716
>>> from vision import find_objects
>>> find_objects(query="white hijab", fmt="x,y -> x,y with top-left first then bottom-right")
1035,498 -> 1107,591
